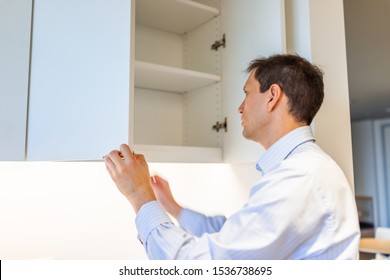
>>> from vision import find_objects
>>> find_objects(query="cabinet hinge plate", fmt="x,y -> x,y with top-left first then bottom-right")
211,33 -> 226,51
212,117 -> 227,133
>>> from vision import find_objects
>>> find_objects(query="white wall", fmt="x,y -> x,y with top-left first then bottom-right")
0,161 -> 259,259
373,119 -> 390,227
285,0 -> 355,188
351,121 -> 376,196
351,118 -> 390,228
351,120 -> 378,225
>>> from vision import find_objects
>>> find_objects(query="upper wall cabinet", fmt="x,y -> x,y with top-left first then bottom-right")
0,0 -> 32,160
26,0 -> 285,162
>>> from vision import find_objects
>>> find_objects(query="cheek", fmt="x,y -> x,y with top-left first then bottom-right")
247,100 -> 266,122
245,97 -> 258,113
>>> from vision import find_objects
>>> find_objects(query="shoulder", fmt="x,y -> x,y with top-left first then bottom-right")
251,142 -> 352,209
281,142 -> 345,179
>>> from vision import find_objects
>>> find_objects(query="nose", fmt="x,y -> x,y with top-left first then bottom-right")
238,100 -> 244,114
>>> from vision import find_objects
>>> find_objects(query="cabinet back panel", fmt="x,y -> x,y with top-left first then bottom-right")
134,88 -> 184,146
135,25 -> 183,68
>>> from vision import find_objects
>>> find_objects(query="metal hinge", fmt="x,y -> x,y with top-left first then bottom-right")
211,33 -> 226,51
212,117 -> 228,132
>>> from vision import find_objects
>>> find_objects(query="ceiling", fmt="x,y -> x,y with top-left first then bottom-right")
344,0 -> 390,121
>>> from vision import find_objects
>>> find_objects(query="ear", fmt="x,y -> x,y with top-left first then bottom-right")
267,84 -> 283,112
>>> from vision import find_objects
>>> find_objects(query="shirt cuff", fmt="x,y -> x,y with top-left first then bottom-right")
135,200 -> 173,244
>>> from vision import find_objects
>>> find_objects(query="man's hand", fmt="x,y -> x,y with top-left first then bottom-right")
104,144 -> 156,213
151,175 -> 183,219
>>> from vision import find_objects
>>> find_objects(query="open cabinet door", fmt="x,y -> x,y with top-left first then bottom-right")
27,0 -> 134,160
0,0 -> 32,160
221,0 -> 286,163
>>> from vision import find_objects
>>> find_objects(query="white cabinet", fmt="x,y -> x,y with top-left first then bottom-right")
26,0 -> 285,162
0,0 -> 32,160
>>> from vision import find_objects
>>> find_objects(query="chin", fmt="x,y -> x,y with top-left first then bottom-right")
242,130 -> 251,140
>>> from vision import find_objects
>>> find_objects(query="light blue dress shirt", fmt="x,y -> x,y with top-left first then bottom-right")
135,126 -> 360,259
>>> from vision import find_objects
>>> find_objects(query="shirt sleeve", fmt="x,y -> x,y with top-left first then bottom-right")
136,201 -> 209,259
136,201 -> 227,259
178,208 -> 226,237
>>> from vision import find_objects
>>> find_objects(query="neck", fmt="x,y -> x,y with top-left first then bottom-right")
260,119 -> 307,150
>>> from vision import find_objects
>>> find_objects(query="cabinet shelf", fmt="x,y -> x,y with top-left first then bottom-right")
135,0 -> 219,35
134,60 -> 221,93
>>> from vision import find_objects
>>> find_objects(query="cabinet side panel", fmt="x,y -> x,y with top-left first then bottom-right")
0,0 -> 32,160
184,83 -> 221,148
27,0 -> 131,160
309,0 -> 355,188
184,12 -> 222,148
184,17 -> 221,75
191,0 -> 220,9
221,0 -> 285,163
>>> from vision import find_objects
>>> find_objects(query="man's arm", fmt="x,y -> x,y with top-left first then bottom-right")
178,208 -> 226,237
151,175 -> 226,236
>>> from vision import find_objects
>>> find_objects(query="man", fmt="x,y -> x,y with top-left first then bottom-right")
104,54 -> 360,259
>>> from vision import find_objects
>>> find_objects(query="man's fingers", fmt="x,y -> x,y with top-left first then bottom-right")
104,154 -> 115,169
107,149 -> 124,165
105,161 -> 114,176
134,153 -> 146,162
154,175 -> 168,185
150,175 -> 168,188
106,144 -> 142,166
104,156 -> 117,181
120,144 -> 135,161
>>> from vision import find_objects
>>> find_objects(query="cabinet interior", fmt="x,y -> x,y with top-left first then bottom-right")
134,0 -> 223,150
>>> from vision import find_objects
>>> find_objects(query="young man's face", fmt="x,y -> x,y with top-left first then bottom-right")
238,70 -> 271,143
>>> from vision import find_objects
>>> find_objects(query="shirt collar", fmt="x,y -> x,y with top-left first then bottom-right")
256,126 -> 315,175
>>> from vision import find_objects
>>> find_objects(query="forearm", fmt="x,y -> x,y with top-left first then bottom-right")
124,183 -> 157,213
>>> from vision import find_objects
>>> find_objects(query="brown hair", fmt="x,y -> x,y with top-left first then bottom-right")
247,54 -> 324,125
